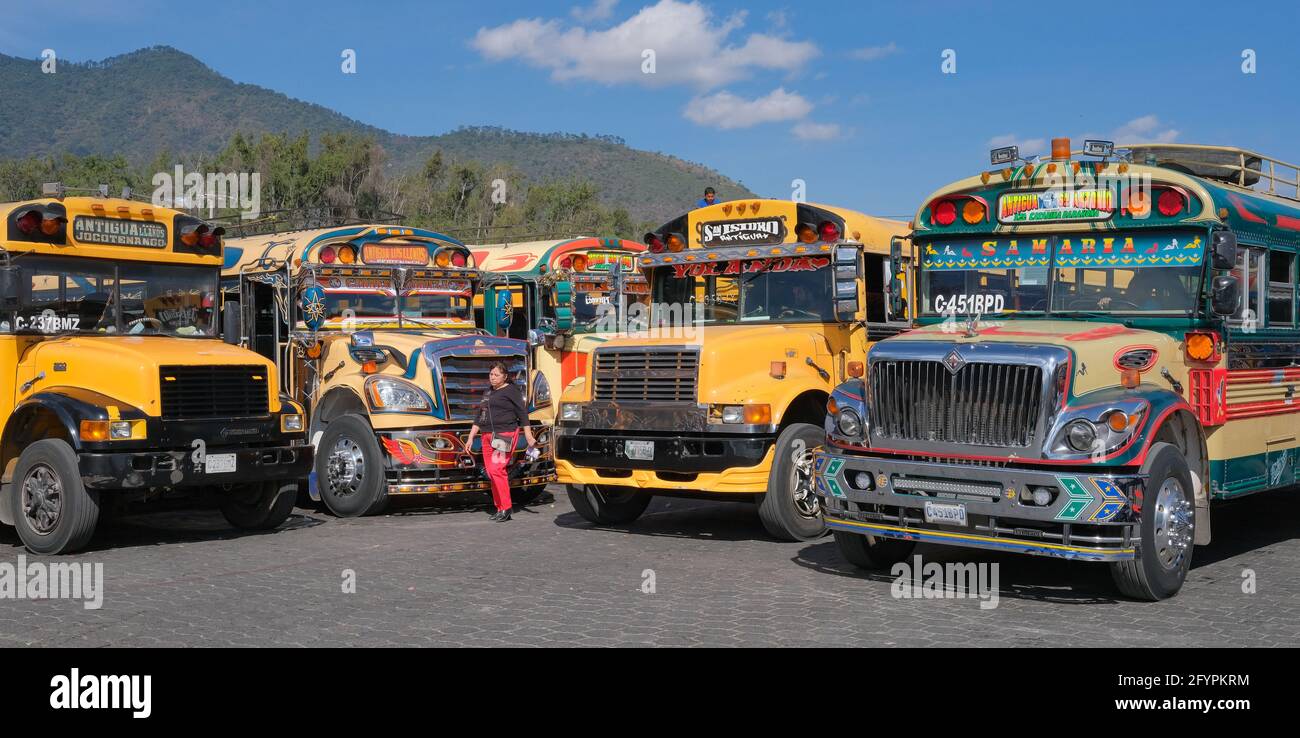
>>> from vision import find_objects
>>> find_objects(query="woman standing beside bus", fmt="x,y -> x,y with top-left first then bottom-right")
466,363 -> 537,521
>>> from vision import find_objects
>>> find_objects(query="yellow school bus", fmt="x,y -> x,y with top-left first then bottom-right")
0,189 -> 312,554
221,220 -> 555,517
555,200 -> 910,540
470,237 -> 647,400
817,139 -> 1300,600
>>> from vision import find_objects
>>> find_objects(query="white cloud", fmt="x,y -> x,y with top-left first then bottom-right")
987,134 -> 1048,156
683,88 -> 812,129
472,0 -> 818,89
792,121 -> 844,141
571,0 -> 619,22
849,42 -> 898,61
1111,115 -> 1179,144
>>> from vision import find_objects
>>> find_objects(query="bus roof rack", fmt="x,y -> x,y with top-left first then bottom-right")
1123,143 -> 1300,201
213,207 -> 406,239
445,222 -> 593,245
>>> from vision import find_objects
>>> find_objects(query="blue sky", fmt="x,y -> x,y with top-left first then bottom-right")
2,0 -> 1298,216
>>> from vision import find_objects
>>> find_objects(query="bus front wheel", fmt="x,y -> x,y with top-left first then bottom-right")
567,484 -> 650,525
316,414 -> 389,517
757,423 -> 827,542
221,481 -> 297,530
1110,442 -> 1195,601
10,439 -> 100,555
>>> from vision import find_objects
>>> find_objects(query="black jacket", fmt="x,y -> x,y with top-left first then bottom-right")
476,382 -> 528,433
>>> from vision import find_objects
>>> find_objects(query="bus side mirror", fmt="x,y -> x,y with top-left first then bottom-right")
888,236 -> 906,317
1211,275 -> 1240,316
222,300 -> 242,345
1212,230 -> 1238,271
553,281 -> 574,332
833,245 -> 861,322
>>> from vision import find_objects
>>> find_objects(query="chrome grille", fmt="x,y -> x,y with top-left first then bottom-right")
159,365 -> 269,419
593,347 -> 699,403
870,360 -> 1042,447
440,355 -> 527,421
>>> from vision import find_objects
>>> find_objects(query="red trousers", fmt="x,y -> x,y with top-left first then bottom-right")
483,431 -> 518,512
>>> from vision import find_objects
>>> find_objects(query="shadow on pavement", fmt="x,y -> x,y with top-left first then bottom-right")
552,495 -> 783,543
791,488 -> 1300,605
0,508 -> 327,555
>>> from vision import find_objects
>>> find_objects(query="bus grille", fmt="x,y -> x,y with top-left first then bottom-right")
870,360 -> 1042,447
593,347 -> 699,403
440,355 -> 528,421
159,365 -> 270,420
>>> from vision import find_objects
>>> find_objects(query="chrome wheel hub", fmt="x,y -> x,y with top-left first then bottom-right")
790,447 -> 820,519
21,464 -> 63,535
326,438 -> 365,497
1152,478 -> 1193,570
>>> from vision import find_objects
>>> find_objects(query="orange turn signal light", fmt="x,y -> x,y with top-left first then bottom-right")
79,420 -> 109,441
1106,411 -> 1131,432
1120,368 -> 1141,389
361,360 -> 379,374
744,404 -> 772,425
847,361 -> 865,378
770,361 -> 787,379
1185,332 -> 1217,362
961,200 -> 985,224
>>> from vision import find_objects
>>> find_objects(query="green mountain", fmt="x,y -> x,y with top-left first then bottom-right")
0,46 -> 754,222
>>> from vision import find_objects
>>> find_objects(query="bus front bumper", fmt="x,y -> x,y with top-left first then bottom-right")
79,444 -> 313,490
815,449 -> 1142,562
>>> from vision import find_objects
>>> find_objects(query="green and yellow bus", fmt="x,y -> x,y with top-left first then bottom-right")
818,140 -> 1300,599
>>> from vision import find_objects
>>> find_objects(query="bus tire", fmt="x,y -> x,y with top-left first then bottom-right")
833,530 -> 915,569
1110,442 -> 1195,601
220,481 -> 298,531
566,484 -> 650,525
512,484 -> 546,506
316,414 -> 389,518
757,422 -> 826,541
10,439 -> 100,555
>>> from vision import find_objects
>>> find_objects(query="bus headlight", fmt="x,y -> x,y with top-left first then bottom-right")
836,408 -> 863,438
560,403 -> 582,422
80,419 -> 141,441
1065,419 -> 1098,452
365,377 -> 432,412
281,414 -> 304,433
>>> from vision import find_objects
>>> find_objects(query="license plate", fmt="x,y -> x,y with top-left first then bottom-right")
624,440 -> 654,461
205,454 -> 237,474
924,501 -> 967,527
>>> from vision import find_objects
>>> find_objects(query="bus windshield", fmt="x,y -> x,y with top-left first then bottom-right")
651,256 -> 835,325
319,275 -> 472,325
0,255 -> 218,337
920,231 -> 1206,317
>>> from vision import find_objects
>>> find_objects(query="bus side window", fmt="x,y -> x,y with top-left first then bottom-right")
1268,250 -> 1295,328
1230,247 -> 1266,329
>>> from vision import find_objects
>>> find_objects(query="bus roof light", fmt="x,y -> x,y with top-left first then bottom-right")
319,246 -> 337,264
961,200 -> 985,224
1157,188 -> 1185,217
795,223 -> 817,243
665,235 -> 685,253
15,210 -> 41,235
931,200 -> 957,227
818,221 -> 840,243
338,245 -> 357,264
1051,137 -> 1071,161
645,233 -> 665,253
450,251 -> 467,268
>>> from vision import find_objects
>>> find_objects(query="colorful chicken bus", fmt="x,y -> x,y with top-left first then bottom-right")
556,200 -> 911,540
0,188 -> 312,554
221,222 -> 555,517
817,139 -> 1300,599
471,237 -> 647,398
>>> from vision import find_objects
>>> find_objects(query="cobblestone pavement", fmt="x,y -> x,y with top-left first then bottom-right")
1,485 -> 1297,647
